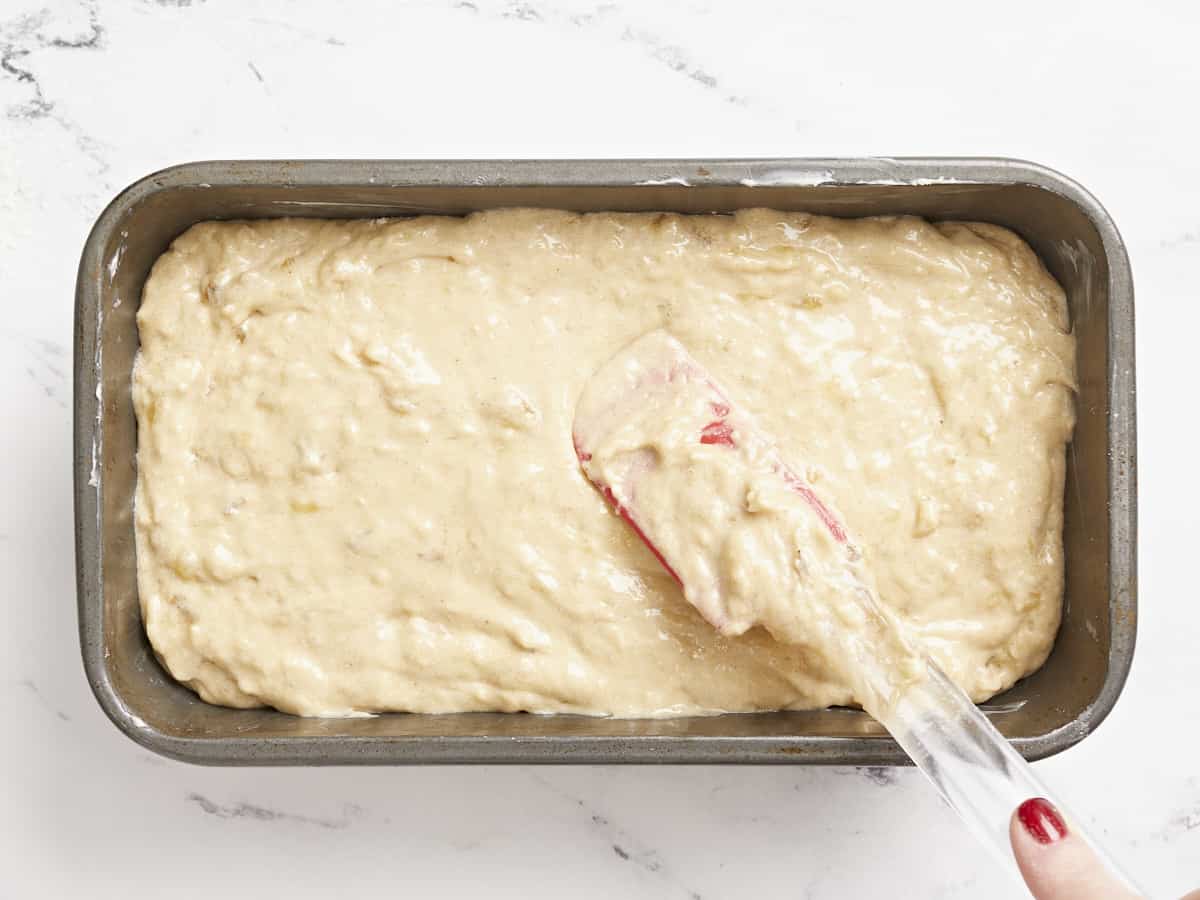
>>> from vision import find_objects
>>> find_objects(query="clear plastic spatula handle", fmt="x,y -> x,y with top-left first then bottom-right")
882,659 -> 1142,894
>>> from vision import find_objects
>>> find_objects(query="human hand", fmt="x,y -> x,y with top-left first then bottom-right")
1010,798 -> 1199,899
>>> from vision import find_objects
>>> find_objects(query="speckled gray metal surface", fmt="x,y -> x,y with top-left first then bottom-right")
74,158 -> 1135,765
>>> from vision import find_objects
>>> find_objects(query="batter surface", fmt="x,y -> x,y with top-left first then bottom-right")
133,209 -> 1075,716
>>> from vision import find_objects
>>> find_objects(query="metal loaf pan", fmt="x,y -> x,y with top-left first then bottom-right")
75,159 -> 1136,765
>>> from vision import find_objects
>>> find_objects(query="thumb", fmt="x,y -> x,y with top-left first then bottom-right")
1009,798 -> 1140,900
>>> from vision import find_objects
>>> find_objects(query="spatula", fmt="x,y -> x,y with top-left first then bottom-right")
573,329 -> 1138,891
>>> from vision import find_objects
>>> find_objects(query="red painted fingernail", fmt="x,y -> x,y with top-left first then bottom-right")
1017,798 -> 1068,844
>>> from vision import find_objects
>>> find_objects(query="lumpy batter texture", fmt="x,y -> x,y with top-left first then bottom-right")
133,210 -> 1075,716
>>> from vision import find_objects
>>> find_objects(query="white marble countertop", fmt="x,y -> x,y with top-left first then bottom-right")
2,1 -> 1197,896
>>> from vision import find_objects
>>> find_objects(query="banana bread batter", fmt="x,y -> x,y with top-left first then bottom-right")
133,209 -> 1075,716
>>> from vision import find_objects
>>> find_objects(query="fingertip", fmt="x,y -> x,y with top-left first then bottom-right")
1008,799 -> 1139,900
1010,798 -> 1068,898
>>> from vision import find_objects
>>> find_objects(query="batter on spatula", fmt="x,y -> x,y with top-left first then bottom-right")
573,330 -> 926,716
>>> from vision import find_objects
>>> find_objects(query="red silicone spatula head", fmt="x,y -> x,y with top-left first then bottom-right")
572,330 -> 856,642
